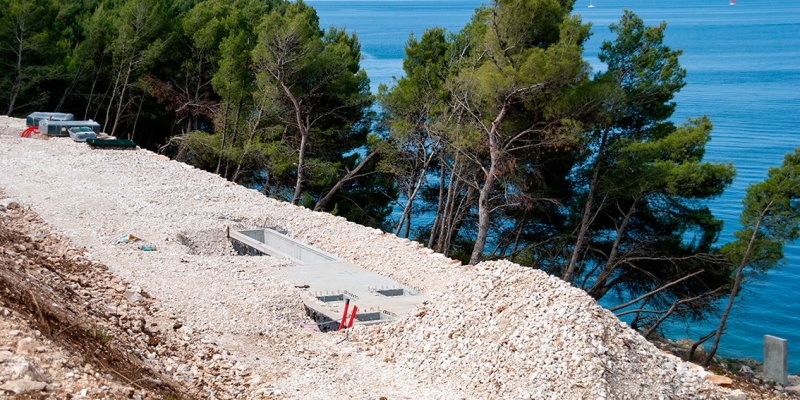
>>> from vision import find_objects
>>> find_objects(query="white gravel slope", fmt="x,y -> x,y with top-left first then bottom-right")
0,116 -> 729,399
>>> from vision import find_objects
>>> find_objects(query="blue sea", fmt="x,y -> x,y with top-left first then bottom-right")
306,0 -> 800,371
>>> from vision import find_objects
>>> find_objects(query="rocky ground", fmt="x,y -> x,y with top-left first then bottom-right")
0,115 -> 795,399
1,197 -> 184,399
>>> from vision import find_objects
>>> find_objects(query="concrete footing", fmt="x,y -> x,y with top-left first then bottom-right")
764,334 -> 788,386
229,228 -> 426,330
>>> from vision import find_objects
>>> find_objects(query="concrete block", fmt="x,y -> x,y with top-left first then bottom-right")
764,335 -> 788,386
25,111 -> 73,127
38,119 -> 100,136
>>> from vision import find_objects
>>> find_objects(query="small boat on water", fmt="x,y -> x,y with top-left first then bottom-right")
588,0 -> 594,7
730,0 -> 735,5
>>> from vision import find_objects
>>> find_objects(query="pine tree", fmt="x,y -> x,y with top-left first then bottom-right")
704,147 -> 800,366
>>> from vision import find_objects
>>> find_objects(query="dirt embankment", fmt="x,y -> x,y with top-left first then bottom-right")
0,197 -> 176,398
0,197 -> 258,399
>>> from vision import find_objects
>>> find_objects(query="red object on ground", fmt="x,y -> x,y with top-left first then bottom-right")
347,305 -> 358,329
338,299 -> 350,331
20,127 -> 39,138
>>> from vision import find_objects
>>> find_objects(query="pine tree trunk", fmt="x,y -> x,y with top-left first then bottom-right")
216,72 -> 235,175
131,96 -> 143,142
110,61 -> 134,137
232,101 -> 264,183
447,186 -> 477,256
215,100 -> 230,175
428,159 -> 447,248
564,127 -> 610,282
314,150 -> 378,212
436,171 -> 459,253
224,98 -> 243,179
395,162 -> 431,235
292,130 -> 308,205
588,198 -> 637,299
92,70 -> 113,122
84,64 -> 103,120
103,65 -> 124,133
704,207 -> 769,367
469,106 -> 507,265
470,171 -> 496,265
55,65 -> 83,112
509,220 -> 525,262
6,31 -> 24,116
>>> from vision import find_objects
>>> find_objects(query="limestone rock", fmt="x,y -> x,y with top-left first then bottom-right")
725,390 -> 747,400
9,361 -> 49,382
705,373 -> 733,386
0,198 -> 19,209
124,290 -> 146,304
739,365 -> 754,379
15,337 -> 35,354
0,379 -> 48,394
0,350 -> 13,362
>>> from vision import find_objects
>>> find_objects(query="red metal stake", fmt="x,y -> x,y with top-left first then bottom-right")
347,305 -> 358,329
337,299 -> 350,331
20,127 -> 38,138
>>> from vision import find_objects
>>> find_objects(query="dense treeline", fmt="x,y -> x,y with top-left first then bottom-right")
0,0 -> 394,226
379,1 -> 738,333
4,0 -> 800,344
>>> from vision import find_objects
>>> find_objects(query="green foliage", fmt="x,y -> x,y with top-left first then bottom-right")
704,147 -> 800,365
598,10 -> 686,131
723,148 -> 800,273
3,0 -> 786,334
442,0 -> 591,264
0,0 -> 64,114
539,11 -> 736,325
0,0 -> 395,227
246,0 -> 388,223
586,142 -> 734,298
89,326 -> 112,344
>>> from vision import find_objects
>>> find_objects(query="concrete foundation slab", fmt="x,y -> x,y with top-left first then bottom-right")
234,228 -> 338,264
229,228 -> 426,330
764,335 -> 788,386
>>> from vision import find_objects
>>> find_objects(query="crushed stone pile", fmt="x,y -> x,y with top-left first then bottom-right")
355,260 -> 717,399
0,115 -> 735,399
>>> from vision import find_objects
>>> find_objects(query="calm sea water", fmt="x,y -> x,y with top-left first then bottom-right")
306,0 -> 800,370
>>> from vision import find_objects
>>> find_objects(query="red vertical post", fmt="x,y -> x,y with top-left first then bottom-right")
337,299 -> 350,331
347,305 -> 358,329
